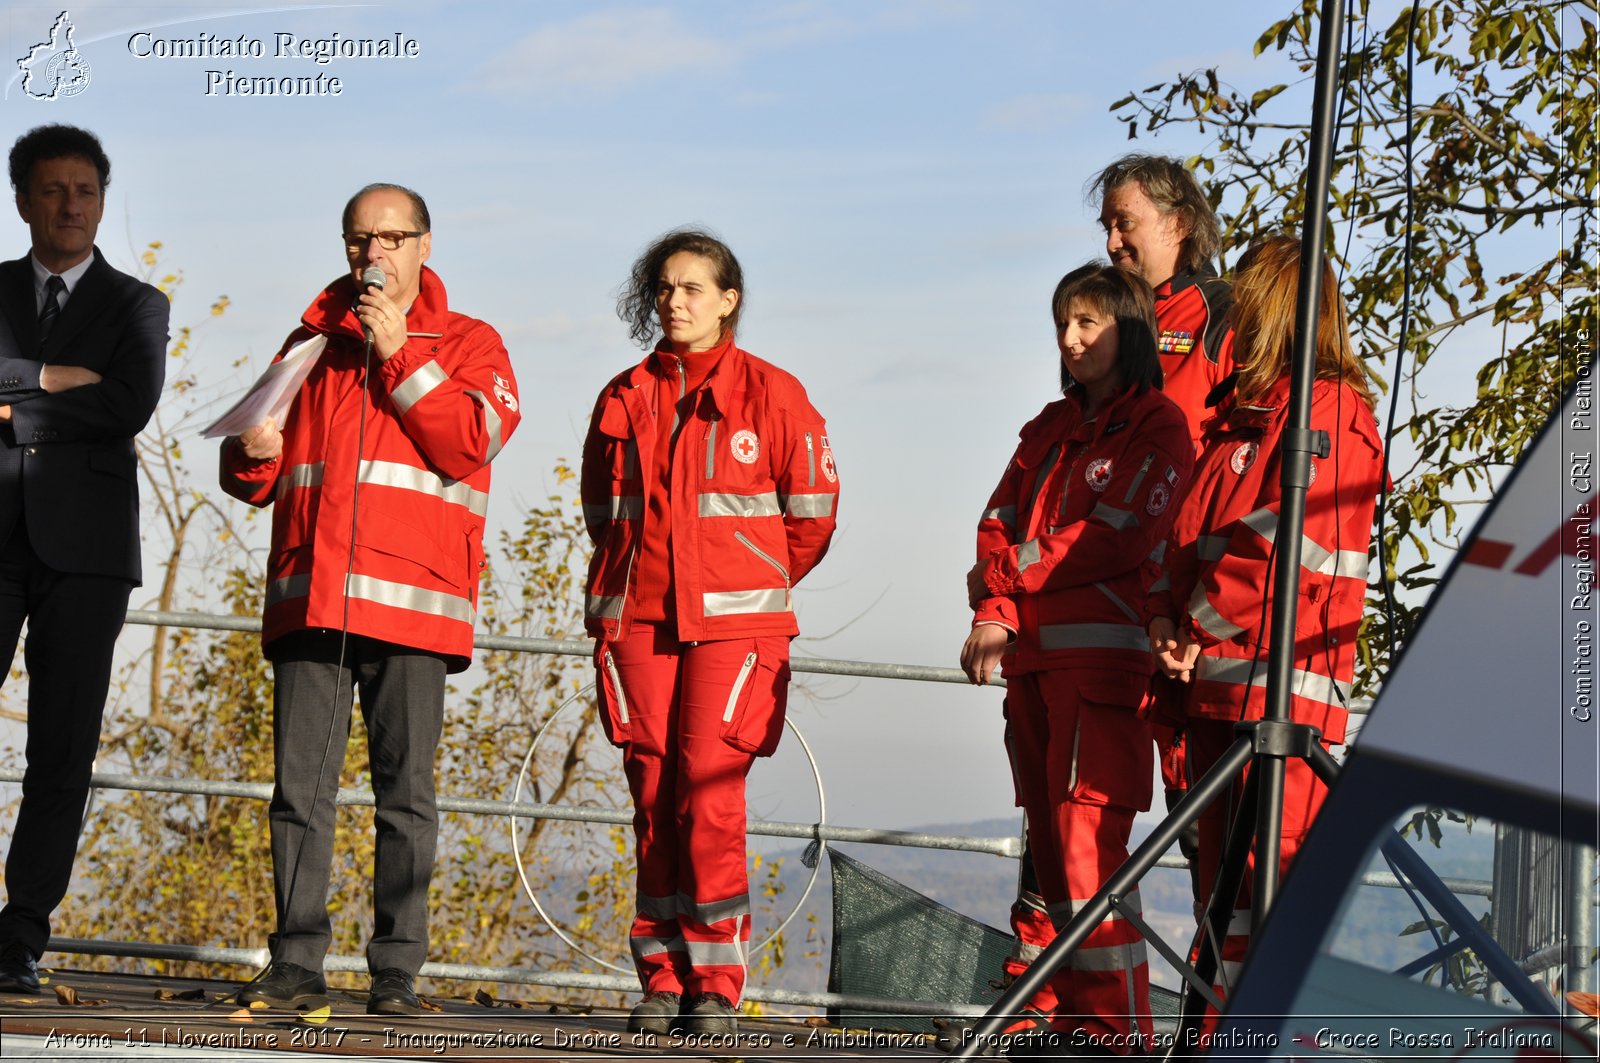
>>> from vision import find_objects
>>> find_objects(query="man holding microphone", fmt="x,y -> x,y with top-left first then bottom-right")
219,183 -> 519,1015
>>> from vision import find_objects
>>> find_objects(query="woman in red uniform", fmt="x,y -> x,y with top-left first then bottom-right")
1146,235 -> 1382,1017
962,264 -> 1193,1056
581,229 -> 838,1037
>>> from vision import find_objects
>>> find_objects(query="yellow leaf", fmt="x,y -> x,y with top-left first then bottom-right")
300,1004 -> 331,1024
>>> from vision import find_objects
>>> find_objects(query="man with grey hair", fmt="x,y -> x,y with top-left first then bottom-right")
220,182 -> 519,1015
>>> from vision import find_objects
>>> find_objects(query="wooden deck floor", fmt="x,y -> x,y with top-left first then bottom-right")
0,966 -> 948,1060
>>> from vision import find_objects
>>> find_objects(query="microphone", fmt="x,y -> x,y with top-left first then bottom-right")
360,266 -> 386,346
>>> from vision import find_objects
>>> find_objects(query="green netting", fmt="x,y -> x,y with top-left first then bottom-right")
823,848 -> 1183,1037
824,848 -> 1011,1032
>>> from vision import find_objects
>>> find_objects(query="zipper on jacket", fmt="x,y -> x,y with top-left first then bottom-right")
722,651 -> 760,722
734,531 -> 790,587
805,432 -> 816,486
705,421 -> 718,479
671,357 -> 686,436
602,650 -> 630,725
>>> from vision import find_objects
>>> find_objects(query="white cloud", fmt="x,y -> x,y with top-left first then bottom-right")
482,8 -> 730,94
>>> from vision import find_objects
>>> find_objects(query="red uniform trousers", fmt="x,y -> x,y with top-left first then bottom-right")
601,621 -> 789,1004
1186,717 -> 1330,1027
1006,669 -> 1154,1053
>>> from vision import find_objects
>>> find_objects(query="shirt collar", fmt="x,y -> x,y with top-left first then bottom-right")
30,250 -> 94,306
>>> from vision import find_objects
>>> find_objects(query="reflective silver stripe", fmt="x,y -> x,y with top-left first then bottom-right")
275,462 -> 325,500
722,653 -> 758,723
1148,540 -> 1166,564
465,388 -> 505,462
630,934 -> 686,961
1016,538 -> 1042,574
983,504 -> 1017,528
603,650 -> 630,726
1227,907 -> 1252,936
1196,655 -> 1351,708
583,503 -> 608,527
804,431 -> 816,486
1092,501 -> 1138,531
1217,958 -> 1244,987
1120,453 -> 1155,504
1189,588 -> 1247,641
1024,445 -> 1061,515
1067,941 -> 1148,973
267,574 -> 311,606
783,493 -> 835,518
584,495 -> 644,523
705,422 -> 717,479
678,891 -> 751,925
1010,941 -> 1044,964
1197,534 -> 1229,562
1149,572 -> 1171,594
390,358 -> 448,414
358,459 -> 489,517
1037,622 -> 1149,652
699,491 -> 781,519
1017,891 -> 1047,914
586,593 -> 624,619
703,588 -> 789,616
637,893 -> 676,921
683,938 -> 747,969
347,573 -> 472,623
1246,507 -> 1369,581
1046,890 -> 1141,925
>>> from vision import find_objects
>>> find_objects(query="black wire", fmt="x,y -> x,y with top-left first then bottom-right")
1374,3 -> 1421,668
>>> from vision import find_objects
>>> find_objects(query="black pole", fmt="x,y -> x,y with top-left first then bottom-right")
1251,0 -> 1345,926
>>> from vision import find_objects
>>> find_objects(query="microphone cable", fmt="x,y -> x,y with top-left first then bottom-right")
230,271 -> 383,1006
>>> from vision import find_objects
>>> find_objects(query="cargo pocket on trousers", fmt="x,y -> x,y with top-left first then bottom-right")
720,637 -> 791,757
595,644 -> 632,747
1069,676 -> 1155,812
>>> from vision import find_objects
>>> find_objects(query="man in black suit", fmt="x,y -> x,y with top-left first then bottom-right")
0,125 -> 169,992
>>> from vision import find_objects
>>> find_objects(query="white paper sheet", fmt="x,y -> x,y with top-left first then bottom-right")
201,334 -> 327,439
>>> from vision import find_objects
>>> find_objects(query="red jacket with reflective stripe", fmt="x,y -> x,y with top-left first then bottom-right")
1148,377 -> 1382,742
971,384 -> 1193,676
219,267 -> 519,670
581,344 -> 838,642
1155,270 -> 1235,453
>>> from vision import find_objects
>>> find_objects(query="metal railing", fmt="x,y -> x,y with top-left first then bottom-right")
5,608 -> 1401,1015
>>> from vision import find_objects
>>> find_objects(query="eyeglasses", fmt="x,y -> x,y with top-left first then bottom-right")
343,230 -> 426,252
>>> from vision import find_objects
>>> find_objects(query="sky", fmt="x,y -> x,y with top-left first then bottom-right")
0,0 -> 1400,843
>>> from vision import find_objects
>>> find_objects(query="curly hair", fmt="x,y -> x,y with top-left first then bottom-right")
9,124 -> 109,192
617,228 -> 744,349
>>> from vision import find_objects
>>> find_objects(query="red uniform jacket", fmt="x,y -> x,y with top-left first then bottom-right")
1155,270 -> 1235,452
972,384 -> 1194,677
581,344 -> 838,642
220,267 -> 519,670
1149,376 -> 1383,743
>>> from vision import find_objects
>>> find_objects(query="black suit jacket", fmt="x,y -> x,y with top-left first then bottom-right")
0,248 -> 169,584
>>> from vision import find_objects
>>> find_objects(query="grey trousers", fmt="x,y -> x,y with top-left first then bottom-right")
266,631 -> 447,976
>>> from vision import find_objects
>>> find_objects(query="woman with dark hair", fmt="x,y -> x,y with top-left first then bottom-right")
581,228 -> 838,1037
1147,235 -> 1381,1018
960,264 -> 1193,1055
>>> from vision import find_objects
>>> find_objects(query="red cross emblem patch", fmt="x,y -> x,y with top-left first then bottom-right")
730,429 -> 760,464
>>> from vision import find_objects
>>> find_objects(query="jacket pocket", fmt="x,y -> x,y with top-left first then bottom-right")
594,644 -> 632,747
1069,675 -> 1154,812
720,636 -> 791,756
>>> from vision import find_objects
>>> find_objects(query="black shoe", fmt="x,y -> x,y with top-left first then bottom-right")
237,961 -> 327,1008
678,992 -> 738,1036
627,990 -> 681,1035
0,942 -> 39,994
367,968 -> 421,1016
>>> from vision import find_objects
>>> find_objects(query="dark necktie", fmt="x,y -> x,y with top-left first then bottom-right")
38,275 -> 66,346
